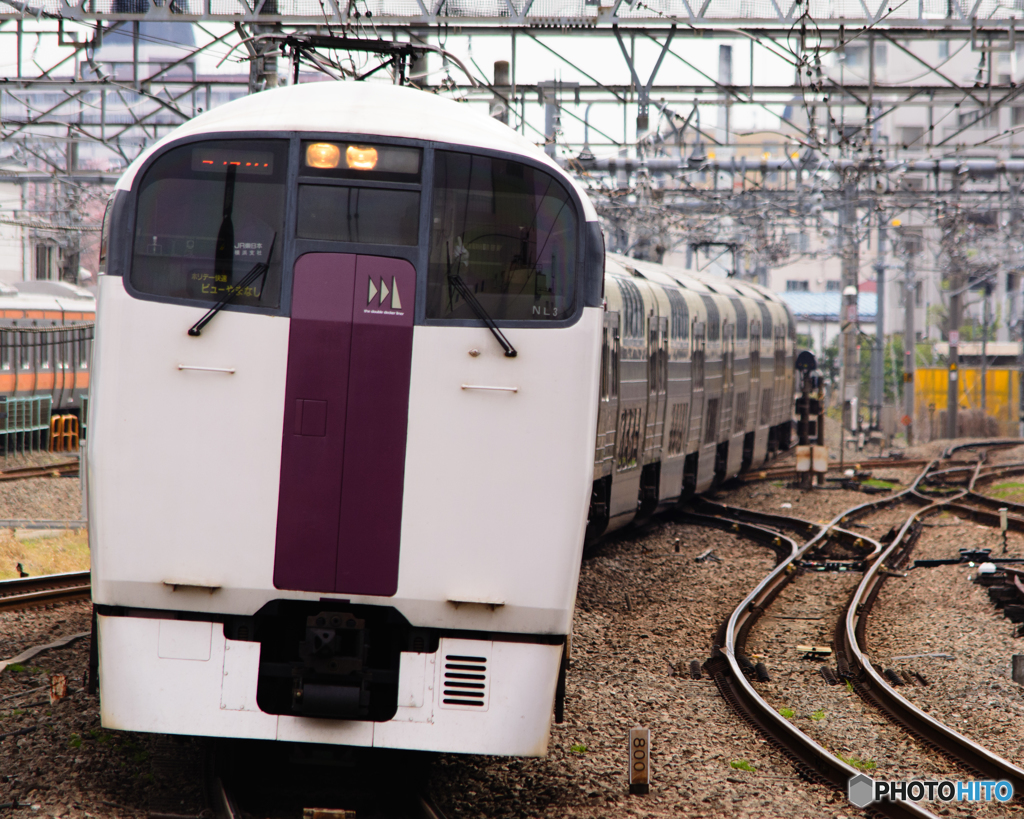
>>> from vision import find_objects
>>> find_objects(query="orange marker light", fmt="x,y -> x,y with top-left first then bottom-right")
346,145 -> 378,170
306,142 -> 341,169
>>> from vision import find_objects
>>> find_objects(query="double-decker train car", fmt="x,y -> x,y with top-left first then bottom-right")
88,81 -> 605,757
0,281 -> 95,416
587,254 -> 795,539
87,80 -> 796,761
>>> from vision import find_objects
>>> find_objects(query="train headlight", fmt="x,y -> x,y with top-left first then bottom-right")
346,145 -> 379,170
306,142 -> 341,169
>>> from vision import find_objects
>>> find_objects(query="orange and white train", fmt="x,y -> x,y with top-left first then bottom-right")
0,280 -> 96,416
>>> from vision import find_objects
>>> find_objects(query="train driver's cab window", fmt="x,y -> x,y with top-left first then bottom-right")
130,139 -> 287,308
427,151 -> 578,322
297,141 -> 421,246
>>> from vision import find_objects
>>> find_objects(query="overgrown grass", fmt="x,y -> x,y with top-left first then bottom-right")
861,478 -> 899,490
988,481 -> 1024,501
837,753 -> 877,771
730,759 -> 757,772
0,529 -> 89,580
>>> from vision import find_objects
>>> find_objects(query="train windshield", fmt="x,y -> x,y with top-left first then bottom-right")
426,151 -> 578,322
130,139 -> 287,307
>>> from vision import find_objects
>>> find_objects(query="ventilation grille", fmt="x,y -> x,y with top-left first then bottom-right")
441,654 -> 490,709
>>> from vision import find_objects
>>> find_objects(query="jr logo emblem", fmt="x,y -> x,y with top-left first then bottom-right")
367,276 -> 402,311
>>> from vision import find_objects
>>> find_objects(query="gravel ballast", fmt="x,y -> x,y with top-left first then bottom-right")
5,454 -> 1024,817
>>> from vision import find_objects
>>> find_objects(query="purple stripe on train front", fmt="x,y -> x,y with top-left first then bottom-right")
273,253 -> 356,593
334,255 -> 416,596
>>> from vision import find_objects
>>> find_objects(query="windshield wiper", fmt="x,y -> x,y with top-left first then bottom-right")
188,261 -> 270,336
447,273 -> 517,358
188,235 -> 274,337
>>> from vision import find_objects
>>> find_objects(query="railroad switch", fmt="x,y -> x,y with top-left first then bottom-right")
916,547 -> 1024,568
798,559 -> 866,572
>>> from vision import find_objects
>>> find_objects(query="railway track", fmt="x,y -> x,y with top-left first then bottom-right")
0,571 -> 91,612
0,459 -> 79,482
690,451 -> 1024,817
208,745 -> 449,819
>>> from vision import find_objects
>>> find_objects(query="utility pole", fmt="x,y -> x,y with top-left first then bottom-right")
904,249 -> 915,445
946,216 -> 963,440
982,281 -> 990,413
1019,306 -> 1024,438
840,179 -> 861,432
870,212 -> 886,429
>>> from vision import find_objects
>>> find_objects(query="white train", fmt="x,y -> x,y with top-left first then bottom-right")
87,81 -> 794,759
586,254 -> 795,542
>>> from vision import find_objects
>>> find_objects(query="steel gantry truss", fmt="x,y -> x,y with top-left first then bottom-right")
5,0 -> 1024,435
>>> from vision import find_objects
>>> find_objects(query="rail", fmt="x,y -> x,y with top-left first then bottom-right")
696,451 -> 1024,817
0,570 -> 91,612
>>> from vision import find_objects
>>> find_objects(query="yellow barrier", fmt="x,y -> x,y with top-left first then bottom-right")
61,415 -> 78,451
49,414 -> 64,452
48,414 -> 79,452
915,367 -> 1020,438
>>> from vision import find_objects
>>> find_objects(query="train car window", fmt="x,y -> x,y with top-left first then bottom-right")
18,333 -> 29,370
601,327 -> 612,399
734,392 -> 748,432
600,326 -> 610,400
40,336 -> 50,370
667,403 -> 688,455
784,303 -> 798,341
301,141 -> 421,183
758,303 -> 773,338
659,319 -> 668,392
427,151 -> 578,322
750,324 -> 761,380
611,324 -> 620,398
774,327 -> 786,376
0,334 -> 7,371
704,397 -> 719,444
131,139 -> 287,308
297,186 -> 419,246
648,324 -> 659,394
616,279 -> 644,339
699,295 -> 720,342
98,194 -> 114,275
663,287 -> 689,342
723,326 -> 734,385
692,325 -> 705,390
729,297 -> 748,340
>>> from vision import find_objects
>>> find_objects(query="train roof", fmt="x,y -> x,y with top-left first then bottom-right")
0,282 -> 96,314
606,253 -> 775,300
14,281 -> 94,300
115,82 -> 598,221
